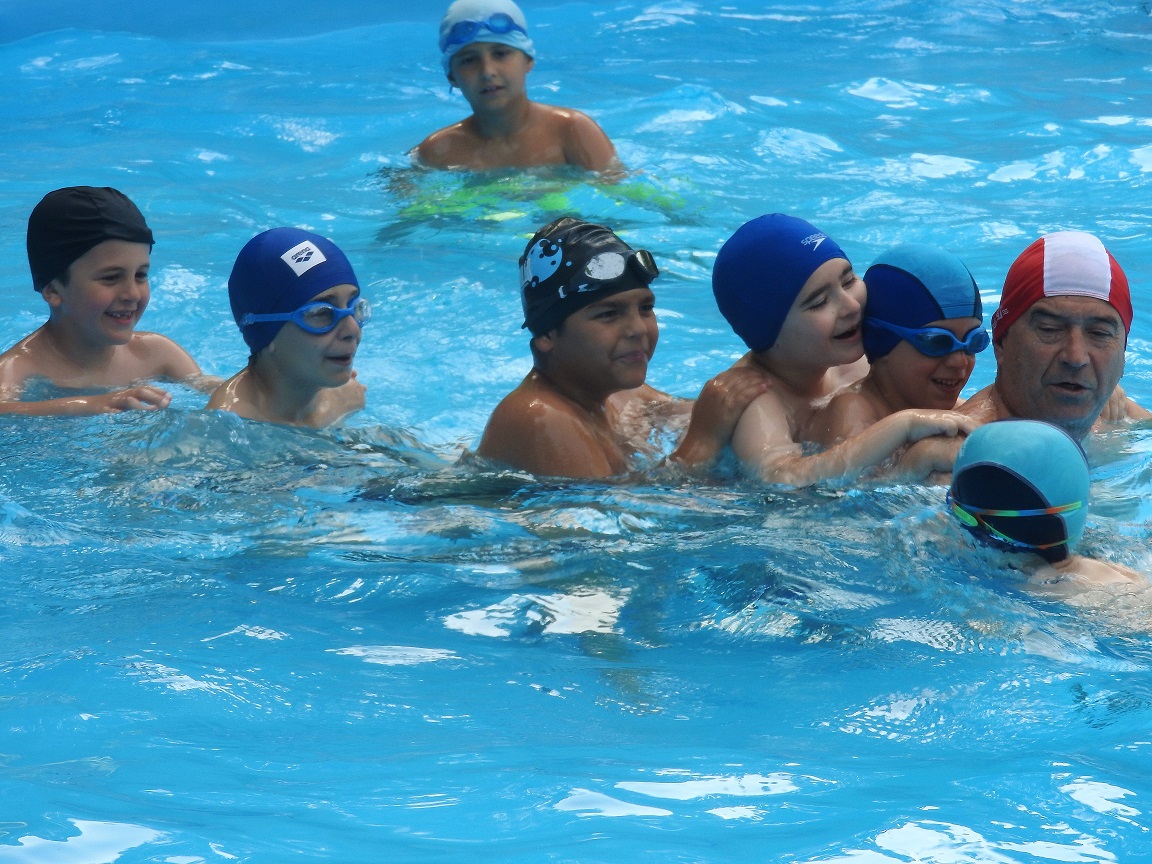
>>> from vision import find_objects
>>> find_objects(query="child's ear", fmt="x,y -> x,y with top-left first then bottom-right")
446,72 -> 456,87
525,56 -> 535,74
533,332 -> 555,354
41,281 -> 64,310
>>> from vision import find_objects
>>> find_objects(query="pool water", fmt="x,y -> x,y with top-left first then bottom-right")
3,1 -> 1152,861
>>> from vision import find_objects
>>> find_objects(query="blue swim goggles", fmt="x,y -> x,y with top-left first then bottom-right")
865,318 -> 990,357
440,13 -> 527,52
241,296 -> 370,335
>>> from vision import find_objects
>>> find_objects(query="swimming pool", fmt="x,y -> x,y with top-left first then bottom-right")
2,0 -> 1152,861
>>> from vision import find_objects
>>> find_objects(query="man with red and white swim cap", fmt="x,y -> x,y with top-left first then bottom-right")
901,231 -> 1150,480
965,230 -> 1149,442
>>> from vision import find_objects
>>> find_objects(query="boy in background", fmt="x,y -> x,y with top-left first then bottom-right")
414,0 -> 617,172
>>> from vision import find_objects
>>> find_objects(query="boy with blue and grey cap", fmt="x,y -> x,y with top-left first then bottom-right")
414,0 -> 617,172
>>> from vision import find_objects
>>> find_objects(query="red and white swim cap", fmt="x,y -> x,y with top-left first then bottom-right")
990,231 -> 1132,342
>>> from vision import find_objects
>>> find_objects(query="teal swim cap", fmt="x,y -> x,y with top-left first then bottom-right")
439,0 -> 536,74
863,244 -> 982,361
949,419 -> 1089,562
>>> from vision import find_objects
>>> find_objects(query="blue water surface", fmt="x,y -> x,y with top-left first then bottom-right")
3,1 -> 1152,862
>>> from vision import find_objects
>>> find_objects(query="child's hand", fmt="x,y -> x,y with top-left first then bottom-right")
669,367 -> 771,469
101,385 -> 173,413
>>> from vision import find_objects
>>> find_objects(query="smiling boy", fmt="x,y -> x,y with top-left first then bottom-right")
476,217 -> 768,478
0,186 -> 212,416
414,0 -> 617,172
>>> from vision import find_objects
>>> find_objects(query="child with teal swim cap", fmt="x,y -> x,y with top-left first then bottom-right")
709,214 -> 976,487
207,228 -> 369,428
0,186 -> 216,416
809,243 -> 989,447
948,419 -> 1144,596
413,0 -> 618,172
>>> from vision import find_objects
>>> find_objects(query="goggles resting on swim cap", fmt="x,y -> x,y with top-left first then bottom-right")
241,296 -> 370,335
864,319 -> 990,357
440,12 -> 527,52
947,491 -> 1083,552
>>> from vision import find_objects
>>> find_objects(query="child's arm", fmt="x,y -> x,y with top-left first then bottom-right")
561,110 -> 617,173
805,389 -> 885,448
734,397 -> 975,487
668,367 -> 770,470
138,333 -> 222,392
0,385 -> 173,416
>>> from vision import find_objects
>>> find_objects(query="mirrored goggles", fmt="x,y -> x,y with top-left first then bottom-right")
866,319 -> 990,357
241,296 -> 370,335
947,491 -> 1082,551
440,13 -> 527,52
580,248 -> 659,285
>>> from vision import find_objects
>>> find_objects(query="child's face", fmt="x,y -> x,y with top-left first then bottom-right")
535,287 -> 658,398
873,317 -> 981,410
45,239 -> 151,347
265,283 -> 362,391
449,42 -> 533,109
768,258 -> 865,370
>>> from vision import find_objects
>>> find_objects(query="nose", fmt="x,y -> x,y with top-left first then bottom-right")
334,312 -> 361,341
1059,327 -> 1090,367
122,275 -> 147,302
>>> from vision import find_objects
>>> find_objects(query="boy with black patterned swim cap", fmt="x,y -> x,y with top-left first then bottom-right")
476,217 -> 768,478
0,186 -> 214,416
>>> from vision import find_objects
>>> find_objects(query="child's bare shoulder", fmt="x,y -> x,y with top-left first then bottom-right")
414,120 -> 476,169
127,331 -> 203,380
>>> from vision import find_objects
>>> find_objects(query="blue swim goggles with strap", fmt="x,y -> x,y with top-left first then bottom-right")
241,296 -> 370,335
440,13 -> 527,52
865,318 -> 990,357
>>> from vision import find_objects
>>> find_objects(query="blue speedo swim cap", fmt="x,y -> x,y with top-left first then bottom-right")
711,213 -> 848,352
950,419 -> 1089,563
439,0 -> 536,74
228,227 -> 360,355
862,244 -> 982,361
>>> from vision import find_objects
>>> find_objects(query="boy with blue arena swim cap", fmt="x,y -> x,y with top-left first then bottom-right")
476,216 -> 768,478
709,213 -> 975,487
413,0 -> 618,172
0,186 -> 216,416
808,244 -> 989,446
207,227 -> 369,428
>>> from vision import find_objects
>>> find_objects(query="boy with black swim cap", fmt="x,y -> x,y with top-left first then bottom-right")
0,186 -> 212,415
476,217 -> 767,478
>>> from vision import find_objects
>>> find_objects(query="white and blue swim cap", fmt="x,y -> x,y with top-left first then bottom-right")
862,244 -> 982,361
712,213 -> 849,353
439,0 -> 536,74
949,419 -> 1089,563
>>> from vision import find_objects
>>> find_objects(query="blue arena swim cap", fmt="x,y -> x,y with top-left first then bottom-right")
863,244 -> 982,361
711,214 -> 848,352
228,228 -> 360,355
950,419 -> 1089,563
439,0 -> 536,74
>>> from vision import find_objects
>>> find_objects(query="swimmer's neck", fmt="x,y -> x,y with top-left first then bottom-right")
529,367 -> 614,423
39,319 -> 121,373
747,350 -> 844,401
469,97 -> 534,141
245,360 -> 329,426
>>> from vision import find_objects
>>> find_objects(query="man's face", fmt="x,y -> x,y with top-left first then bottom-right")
993,295 -> 1126,440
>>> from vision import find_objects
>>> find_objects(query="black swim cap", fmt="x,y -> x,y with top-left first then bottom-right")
27,186 -> 154,291
519,217 -> 658,337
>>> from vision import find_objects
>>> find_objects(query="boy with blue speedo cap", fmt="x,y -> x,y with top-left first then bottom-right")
948,419 -> 1144,596
808,244 -> 990,447
207,227 -> 369,428
414,0 -> 618,172
0,186 -> 215,416
709,213 -> 976,487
